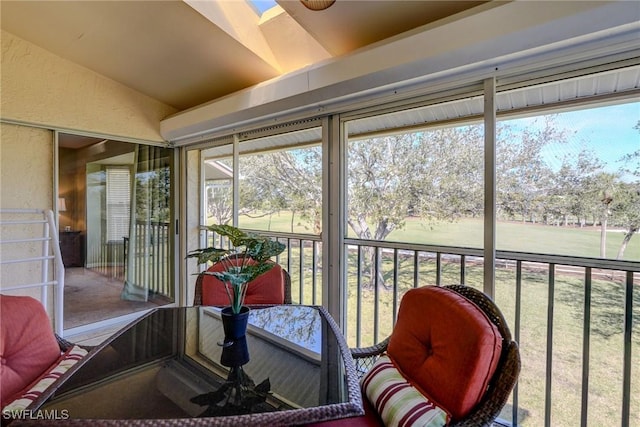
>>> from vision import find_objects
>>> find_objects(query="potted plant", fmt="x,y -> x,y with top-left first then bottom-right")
187,224 -> 286,336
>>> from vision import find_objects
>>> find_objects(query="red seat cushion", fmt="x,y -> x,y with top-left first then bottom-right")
387,286 -> 502,421
201,259 -> 285,306
1,295 -> 62,408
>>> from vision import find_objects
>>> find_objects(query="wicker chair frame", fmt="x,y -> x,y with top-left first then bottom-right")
193,257 -> 292,306
351,284 -> 521,427
55,334 -> 75,352
55,334 -> 94,354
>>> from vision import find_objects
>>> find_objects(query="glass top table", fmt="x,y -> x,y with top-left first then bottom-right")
22,305 -> 363,426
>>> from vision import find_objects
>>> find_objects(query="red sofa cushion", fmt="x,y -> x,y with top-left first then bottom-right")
201,259 -> 285,306
0,295 -> 62,408
387,286 -> 502,421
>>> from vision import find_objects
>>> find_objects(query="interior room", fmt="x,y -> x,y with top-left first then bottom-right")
58,134 -> 174,329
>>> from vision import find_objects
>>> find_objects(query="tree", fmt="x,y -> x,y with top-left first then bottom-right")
496,116 -> 570,223
612,119 -> 640,259
549,150 -> 604,226
348,133 -> 427,288
207,180 -> 233,225
348,127 -> 484,287
136,166 -> 171,223
588,172 -> 618,258
618,120 -> 640,178
228,110 -> 637,283
412,126 -> 485,220
348,134 -> 417,242
610,182 -> 640,260
239,147 -> 322,233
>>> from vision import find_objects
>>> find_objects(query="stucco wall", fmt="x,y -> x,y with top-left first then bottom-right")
0,30 -> 177,323
0,124 -> 54,303
1,30 -> 177,142
0,123 -> 53,209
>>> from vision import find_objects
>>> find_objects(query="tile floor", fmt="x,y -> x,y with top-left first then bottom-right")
63,267 -> 171,344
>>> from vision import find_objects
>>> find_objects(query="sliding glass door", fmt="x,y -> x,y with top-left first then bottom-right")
59,135 -> 174,329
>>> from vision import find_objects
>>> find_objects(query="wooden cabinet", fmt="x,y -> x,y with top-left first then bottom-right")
59,231 -> 84,267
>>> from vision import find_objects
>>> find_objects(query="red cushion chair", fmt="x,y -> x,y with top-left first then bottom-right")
387,286 -> 502,420
193,256 -> 291,306
0,295 -> 64,407
349,285 -> 521,427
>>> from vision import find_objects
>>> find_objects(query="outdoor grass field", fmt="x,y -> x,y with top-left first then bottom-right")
232,212 -> 639,426
237,213 -> 639,261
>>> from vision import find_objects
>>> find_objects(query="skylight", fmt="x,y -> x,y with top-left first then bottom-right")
248,0 -> 278,15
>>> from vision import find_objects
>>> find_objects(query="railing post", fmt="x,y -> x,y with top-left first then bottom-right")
41,217 -> 50,317
621,271 -> 633,427
47,210 -> 65,337
580,267 -> 592,427
513,260 -> 522,426
545,264 -> 556,427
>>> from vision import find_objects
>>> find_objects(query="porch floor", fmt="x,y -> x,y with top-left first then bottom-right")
63,267 -> 170,330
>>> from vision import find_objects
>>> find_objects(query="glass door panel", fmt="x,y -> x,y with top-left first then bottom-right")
60,136 -> 174,330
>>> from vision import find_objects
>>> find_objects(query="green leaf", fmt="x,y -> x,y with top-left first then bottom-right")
186,247 -> 230,265
208,224 -> 249,247
189,225 -> 287,312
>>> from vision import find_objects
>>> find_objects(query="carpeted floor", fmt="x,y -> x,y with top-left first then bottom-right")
64,267 -> 171,329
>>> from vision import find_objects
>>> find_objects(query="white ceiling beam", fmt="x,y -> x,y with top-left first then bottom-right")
184,0 -> 280,71
162,1 -> 640,144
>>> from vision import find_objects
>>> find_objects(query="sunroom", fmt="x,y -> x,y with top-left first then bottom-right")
1,1 -> 638,426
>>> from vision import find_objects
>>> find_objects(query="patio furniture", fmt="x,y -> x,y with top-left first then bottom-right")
0,295 -> 89,412
193,257 -> 292,306
10,305 -> 363,425
350,285 -> 521,427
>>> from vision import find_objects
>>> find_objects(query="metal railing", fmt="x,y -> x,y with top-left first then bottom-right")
199,226 -> 638,426
0,209 -> 65,336
201,228 -> 323,305
124,220 -> 171,297
344,240 -> 638,427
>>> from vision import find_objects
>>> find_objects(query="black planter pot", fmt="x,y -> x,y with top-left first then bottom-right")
221,306 -> 250,340
220,335 -> 250,367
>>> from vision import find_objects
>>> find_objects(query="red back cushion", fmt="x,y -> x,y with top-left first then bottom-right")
387,286 -> 502,421
1,295 -> 62,407
201,258 -> 285,306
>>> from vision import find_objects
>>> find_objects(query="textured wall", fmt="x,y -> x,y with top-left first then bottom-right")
0,123 -> 53,209
1,30 -> 177,142
0,123 -> 55,305
0,30 -> 177,321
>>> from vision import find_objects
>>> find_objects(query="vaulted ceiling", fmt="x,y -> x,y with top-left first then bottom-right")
0,0 -> 486,111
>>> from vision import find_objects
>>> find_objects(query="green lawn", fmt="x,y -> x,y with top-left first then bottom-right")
388,217 -> 639,261
235,213 -> 639,261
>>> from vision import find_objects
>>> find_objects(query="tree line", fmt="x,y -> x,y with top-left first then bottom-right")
209,115 -> 639,261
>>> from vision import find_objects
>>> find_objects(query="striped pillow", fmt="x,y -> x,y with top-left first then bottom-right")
361,355 -> 449,427
2,345 -> 88,412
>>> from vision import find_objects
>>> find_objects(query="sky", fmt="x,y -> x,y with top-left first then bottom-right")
511,101 -> 640,181
249,0 -> 277,14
